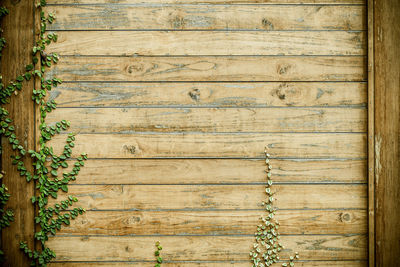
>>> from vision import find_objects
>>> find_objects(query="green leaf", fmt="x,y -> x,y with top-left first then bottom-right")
61,161 -> 68,168
25,64 -> 34,71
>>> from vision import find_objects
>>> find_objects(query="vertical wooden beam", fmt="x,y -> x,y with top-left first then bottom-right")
373,0 -> 400,266
0,0 -> 36,266
367,0 -> 375,266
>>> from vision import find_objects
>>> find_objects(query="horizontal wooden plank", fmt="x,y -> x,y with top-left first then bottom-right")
65,158 -> 367,184
50,82 -> 367,108
48,107 -> 367,133
47,56 -> 366,82
48,235 -> 367,261
50,184 -> 367,210
46,0 -> 366,5
49,261 -> 368,267
48,31 -> 365,56
58,209 -> 367,235
49,133 -> 366,158
47,5 -> 365,31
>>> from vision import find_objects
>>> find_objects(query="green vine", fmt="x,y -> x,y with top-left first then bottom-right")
0,1 -> 86,266
154,241 -> 163,267
250,148 -> 299,267
0,5 -> 14,263
0,173 -> 13,262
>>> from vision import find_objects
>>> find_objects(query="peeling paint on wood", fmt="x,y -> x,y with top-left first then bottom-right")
48,31 -> 366,56
47,56 -> 367,82
46,5 -> 365,31
48,184 -> 367,210
47,235 -> 367,262
50,82 -> 367,108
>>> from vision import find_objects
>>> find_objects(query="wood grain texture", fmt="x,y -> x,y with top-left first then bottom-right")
64,158 -> 367,184
49,262 -> 368,267
48,31 -> 366,56
58,209 -> 367,235
47,56 -> 366,82
50,82 -> 367,108
49,133 -> 367,158
39,1 -> 369,264
373,0 -> 400,265
0,1 -> 36,266
367,0 -> 375,265
46,5 -> 365,31
46,0 -> 366,4
49,184 -> 367,210
47,107 -> 367,133
47,235 -> 367,261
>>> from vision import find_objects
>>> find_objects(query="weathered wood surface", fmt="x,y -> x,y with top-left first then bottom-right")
49,184 -> 367,210
50,82 -> 367,108
373,0 -> 400,265
46,5 -> 365,31
47,0 -> 366,4
0,1 -> 36,266
47,56 -> 366,82
63,158 -> 367,184
58,209 -> 367,235
48,31 -> 366,56
367,1 -> 375,265
48,107 -> 366,133
367,2 -> 375,265
50,262 -> 368,267
47,235 -> 367,261
50,133 -> 366,158
40,0 -> 369,264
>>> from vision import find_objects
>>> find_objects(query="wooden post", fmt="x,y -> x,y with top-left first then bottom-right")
372,0 -> 400,266
0,0 -> 36,266
367,0 -> 375,266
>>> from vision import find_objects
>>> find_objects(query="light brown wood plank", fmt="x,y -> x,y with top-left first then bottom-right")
48,235 -> 367,261
49,133 -> 366,158
58,209 -> 367,235
49,184 -> 367,210
65,158 -> 367,184
47,56 -> 366,82
50,82 -> 367,108
46,0 -> 366,4
0,1 -> 36,265
50,261 -> 368,267
47,5 -> 365,31
48,107 -> 367,133
48,31 -> 365,56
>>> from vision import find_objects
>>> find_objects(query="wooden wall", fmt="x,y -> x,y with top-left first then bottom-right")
43,0 -> 368,266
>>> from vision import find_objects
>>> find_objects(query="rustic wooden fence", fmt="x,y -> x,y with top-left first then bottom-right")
1,0 -> 399,266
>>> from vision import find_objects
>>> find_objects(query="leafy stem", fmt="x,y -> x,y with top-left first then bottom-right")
0,1 -> 87,265
250,148 -> 299,267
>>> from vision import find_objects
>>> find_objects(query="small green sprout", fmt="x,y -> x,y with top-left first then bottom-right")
154,241 -> 163,266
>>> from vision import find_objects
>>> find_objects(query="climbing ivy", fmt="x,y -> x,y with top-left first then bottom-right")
249,148 -> 299,267
0,173 -> 13,263
154,241 -> 163,267
0,5 -> 14,263
0,1 -> 86,266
